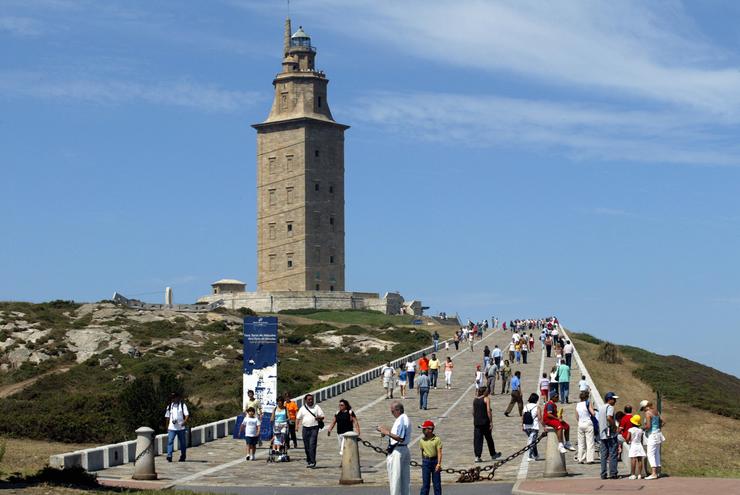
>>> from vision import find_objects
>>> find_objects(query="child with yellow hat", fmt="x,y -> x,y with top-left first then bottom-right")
626,414 -> 646,479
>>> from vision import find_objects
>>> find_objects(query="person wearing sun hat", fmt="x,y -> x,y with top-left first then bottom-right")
626,414 -> 646,479
598,392 -> 620,479
418,419 -> 443,495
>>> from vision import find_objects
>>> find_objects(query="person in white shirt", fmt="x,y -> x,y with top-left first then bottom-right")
522,393 -> 541,461
296,393 -> 325,468
377,402 -> 411,495
405,359 -> 416,390
165,392 -> 190,462
563,340 -> 574,367
382,362 -> 396,399
578,375 -> 590,392
492,345 -> 502,368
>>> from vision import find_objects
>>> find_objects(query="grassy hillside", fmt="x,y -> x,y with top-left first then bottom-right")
0,302 -> 441,446
571,332 -> 740,419
571,332 -> 740,478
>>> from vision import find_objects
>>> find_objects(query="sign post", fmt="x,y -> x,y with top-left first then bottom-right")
243,316 -> 278,441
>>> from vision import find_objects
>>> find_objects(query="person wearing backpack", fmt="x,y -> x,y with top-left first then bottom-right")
522,393 -> 541,461
296,393 -> 325,468
164,392 -> 189,462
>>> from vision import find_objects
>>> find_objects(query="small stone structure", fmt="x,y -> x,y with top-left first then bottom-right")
210,279 -> 247,295
197,290 -> 423,316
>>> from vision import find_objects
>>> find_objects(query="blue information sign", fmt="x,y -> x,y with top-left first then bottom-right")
237,316 -> 278,441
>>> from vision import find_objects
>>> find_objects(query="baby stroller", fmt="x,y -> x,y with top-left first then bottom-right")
267,422 -> 290,463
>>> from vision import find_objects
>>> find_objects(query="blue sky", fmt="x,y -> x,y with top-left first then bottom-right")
1,1 -> 739,376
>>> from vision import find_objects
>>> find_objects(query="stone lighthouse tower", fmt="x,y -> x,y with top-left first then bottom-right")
253,19 -> 348,292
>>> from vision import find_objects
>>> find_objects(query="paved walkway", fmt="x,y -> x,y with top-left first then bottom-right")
513,477 -> 740,495
96,327 -> 602,489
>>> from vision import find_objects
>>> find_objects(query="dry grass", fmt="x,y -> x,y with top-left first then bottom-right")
573,336 -> 740,478
0,438 -> 96,477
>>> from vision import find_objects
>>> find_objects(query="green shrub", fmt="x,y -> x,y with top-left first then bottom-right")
598,342 -> 623,364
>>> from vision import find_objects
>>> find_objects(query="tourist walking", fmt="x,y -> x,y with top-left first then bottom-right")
453,330 -> 460,351
500,360 -> 512,394
598,392 -> 619,479
418,420 -> 443,495
444,356 -> 454,389
563,340 -> 574,368
239,406 -> 259,460
539,373 -> 550,403
428,353 -> 440,389
244,389 -> 263,446
377,402 -> 411,495
521,340 -> 528,364
557,361 -> 571,403
575,391 -> 596,463
474,364 -> 484,389
398,365 -> 408,399
406,358 -> 416,390
641,400 -> 665,480
492,344 -> 502,368
504,371 -> 523,416
382,362 -> 396,399
326,399 -> 360,456
432,330 -> 440,352
296,393 -> 325,468
522,393 -> 541,461
164,392 -> 189,462
485,361 -> 498,395
473,387 -> 501,462
417,371 -> 431,410
545,333 -> 553,358
284,393 -> 299,449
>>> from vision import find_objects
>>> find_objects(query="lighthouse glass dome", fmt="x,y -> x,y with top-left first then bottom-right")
291,26 -> 312,48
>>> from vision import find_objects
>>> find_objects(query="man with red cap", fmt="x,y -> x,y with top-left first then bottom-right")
418,419 -> 443,495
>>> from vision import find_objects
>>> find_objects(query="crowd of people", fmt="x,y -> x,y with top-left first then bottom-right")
163,314 -> 666,495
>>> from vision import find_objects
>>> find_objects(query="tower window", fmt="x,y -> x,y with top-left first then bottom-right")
317,96 -> 322,108
287,253 -> 294,269
287,222 -> 293,237
329,216 -> 335,231
329,255 -> 334,264
280,92 -> 288,111
269,254 -> 276,272
330,285 -> 335,291
329,184 -> 334,194
315,283 -> 320,290
314,183 -> 320,192
286,186 -> 294,204
286,155 -> 294,172
315,149 -> 320,157
268,157 -> 277,175
314,247 -> 320,262
268,189 -> 277,206
268,223 -> 276,240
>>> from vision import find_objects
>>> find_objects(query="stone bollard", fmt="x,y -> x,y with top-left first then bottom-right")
339,432 -> 363,485
543,427 -> 567,478
132,426 -> 157,480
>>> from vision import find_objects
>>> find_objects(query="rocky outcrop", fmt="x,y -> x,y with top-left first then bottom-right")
65,328 -> 132,363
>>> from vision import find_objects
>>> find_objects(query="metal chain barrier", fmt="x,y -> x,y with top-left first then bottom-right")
134,439 -> 153,463
360,431 -> 546,483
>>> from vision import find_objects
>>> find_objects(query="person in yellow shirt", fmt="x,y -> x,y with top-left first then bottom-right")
418,420 -> 442,495
428,354 -> 440,389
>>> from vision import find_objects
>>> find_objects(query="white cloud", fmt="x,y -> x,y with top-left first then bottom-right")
287,0 -> 740,117
0,71 -> 262,112
346,91 -> 740,166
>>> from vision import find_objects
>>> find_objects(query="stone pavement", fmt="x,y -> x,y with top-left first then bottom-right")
513,477 -> 740,495
96,327 -> 602,489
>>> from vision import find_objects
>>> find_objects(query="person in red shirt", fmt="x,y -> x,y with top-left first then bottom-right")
418,353 -> 430,373
542,392 -> 574,454
617,405 -> 634,460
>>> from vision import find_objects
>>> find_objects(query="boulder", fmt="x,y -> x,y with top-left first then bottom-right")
203,356 -> 228,369
29,351 -> 51,364
7,347 -> 32,367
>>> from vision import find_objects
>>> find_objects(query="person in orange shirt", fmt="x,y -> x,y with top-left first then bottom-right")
283,392 -> 299,449
418,353 -> 430,373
